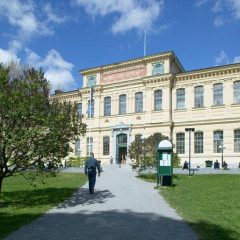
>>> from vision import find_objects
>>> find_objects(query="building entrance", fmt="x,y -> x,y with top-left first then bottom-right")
116,133 -> 127,164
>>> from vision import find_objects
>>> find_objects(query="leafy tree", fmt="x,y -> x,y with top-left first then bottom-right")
0,64 -> 86,193
129,133 -> 180,172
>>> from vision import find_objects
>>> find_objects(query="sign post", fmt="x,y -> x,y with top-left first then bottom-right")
157,140 -> 173,187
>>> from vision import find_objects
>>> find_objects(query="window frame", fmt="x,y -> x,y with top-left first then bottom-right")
154,89 -> 162,111
176,88 -> 185,110
194,132 -> 204,153
119,94 -> 126,115
135,92 -> 143,113
104,96 -> 111,116
103,136 -> 110,155
194,86 -> 204,108
213,83 -> 223,106
213,131 -> 223,153
176,133 -> 185,154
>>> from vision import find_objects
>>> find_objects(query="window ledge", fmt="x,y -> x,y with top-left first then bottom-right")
192,106 -> 205,110
174,108 -> 187,111
211,104 -> 225,108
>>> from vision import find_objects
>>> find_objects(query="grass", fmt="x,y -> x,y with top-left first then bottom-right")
0,173 -> 86,240
138,173 -> 240,240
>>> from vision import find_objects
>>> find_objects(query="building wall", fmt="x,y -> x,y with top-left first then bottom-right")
52,52 -> 240,168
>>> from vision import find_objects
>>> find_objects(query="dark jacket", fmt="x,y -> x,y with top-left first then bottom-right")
84,157 -> 101,175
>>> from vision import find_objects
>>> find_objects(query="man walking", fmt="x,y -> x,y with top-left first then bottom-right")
84,152 -> 101,194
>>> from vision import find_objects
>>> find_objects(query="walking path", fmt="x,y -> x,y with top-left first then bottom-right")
6,164 -> 198,240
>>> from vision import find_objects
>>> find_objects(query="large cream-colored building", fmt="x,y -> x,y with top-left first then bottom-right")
52,51 -> 240,168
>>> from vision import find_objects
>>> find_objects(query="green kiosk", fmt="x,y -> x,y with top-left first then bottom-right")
157,140 -> 173,187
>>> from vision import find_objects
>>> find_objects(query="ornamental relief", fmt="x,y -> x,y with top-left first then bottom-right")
101,64 -> 147,84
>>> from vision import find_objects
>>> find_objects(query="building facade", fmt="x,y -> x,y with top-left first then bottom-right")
51,51 -> 240,167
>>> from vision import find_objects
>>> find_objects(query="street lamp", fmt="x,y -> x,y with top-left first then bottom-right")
219,145 -> 225,169
185,128 -> 195,176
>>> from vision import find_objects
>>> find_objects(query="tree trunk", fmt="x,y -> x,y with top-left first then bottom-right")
0,176 -> 3,194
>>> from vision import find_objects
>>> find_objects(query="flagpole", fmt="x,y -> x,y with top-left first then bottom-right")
144,28 -> 147,57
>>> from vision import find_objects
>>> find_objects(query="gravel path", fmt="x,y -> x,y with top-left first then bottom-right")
5,164 -> 198,240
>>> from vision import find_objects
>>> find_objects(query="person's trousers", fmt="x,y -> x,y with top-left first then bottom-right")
88,170 -> 96,194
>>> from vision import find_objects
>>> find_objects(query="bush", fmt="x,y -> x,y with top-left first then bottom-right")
67,157 -> 87,167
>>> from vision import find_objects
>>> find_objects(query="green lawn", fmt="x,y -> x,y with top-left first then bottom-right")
138,174 -> 240,240
0,173 -> 86,240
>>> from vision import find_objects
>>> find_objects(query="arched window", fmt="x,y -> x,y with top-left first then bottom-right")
234,129 -> 240,152
104,97 -> 111,116
213,131 -> 223,153
87,99 -> 94,118
194,86 -> 204,108
233,81 -> 240,104
213,83 -> 223,105
154,90 -> 162,111
194,132 -> 203,153
75,139 -> 81,156
87,137 -> 93,156
135,92 -> 143,113
176,133 -> 185,154
103,136 -> 110,155
176,88 -> 185,109
119,94 -> 126,114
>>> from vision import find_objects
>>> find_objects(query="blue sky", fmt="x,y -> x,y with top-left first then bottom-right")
0,0 -> 240,92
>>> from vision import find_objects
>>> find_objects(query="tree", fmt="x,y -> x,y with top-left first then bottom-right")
0,64 -> 86,193
129,133 -> 180,172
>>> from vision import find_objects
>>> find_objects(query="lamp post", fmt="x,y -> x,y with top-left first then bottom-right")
219,145 -> 225,169
185,128 -> 195,176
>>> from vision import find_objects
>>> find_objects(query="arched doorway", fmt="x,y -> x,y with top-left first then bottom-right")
116,133 -> 128,164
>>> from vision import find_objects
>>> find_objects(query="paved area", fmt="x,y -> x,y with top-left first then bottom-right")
6,164 -> 198,240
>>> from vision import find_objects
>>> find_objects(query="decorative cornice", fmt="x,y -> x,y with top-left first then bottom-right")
176,64 -> 240,82
80,52 -> 173,75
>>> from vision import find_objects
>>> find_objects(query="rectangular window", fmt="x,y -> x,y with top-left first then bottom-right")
233,81 -> 240,104
194,86 -> 204,108
194,132 -> 203,153
213,83 -> 223,105
87,137 -> 93,156
75,139 -> 81,156
234,130 -> 240,152
176,133 -> 185,154
103,136 -> 110,155
104,97 -> 111,116
135,92 -> 143,113
176,88 -> 185,109
213,131 -> 223,153
119,94 -> 126,114
77,103 -> 82,116
88,99 -> 94,118
154,90 -> 162,111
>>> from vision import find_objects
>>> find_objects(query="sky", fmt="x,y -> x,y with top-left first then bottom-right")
0,0 -> 240,92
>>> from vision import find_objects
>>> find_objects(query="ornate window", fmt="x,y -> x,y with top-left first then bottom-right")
135,134 -> 142,143
87,99 -> 94,118
104,97 -> 111,116
154,90 -> 162,111
87,137 -> 93,156
176,133 -> 185,154
213,83 -> 223,105
234,129 -> 240,152
87,75 -> 96,87
103,136 -> 110,155
176,88 -> 185,109
213,131 -> 223,153
194,86 -> 204,108
135,92 -> 143,113
75,139 -> 81,156
152,62 -> 164,75
119,94 -> 126,115
117,134 -> 127,144
233,81 -> 240,104
194,132 -> 203,153
77,102 -> 82,116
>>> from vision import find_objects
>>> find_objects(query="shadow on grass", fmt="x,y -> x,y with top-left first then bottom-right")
3,210 -> 238,240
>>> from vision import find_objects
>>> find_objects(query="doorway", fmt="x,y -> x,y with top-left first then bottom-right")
116,133 -> 128,164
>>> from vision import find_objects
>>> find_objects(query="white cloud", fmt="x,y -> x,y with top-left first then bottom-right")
194,0 -> 208,7
25,49 -> 76,91
215,50 -> 229,65
215,50 -> 240,65
74,0 -> 163,33
233,56 -> 240,63
230,0 -> 240,19
214,16 -> 225,26
0,40 -> 22,64
0,0 -> 67,41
